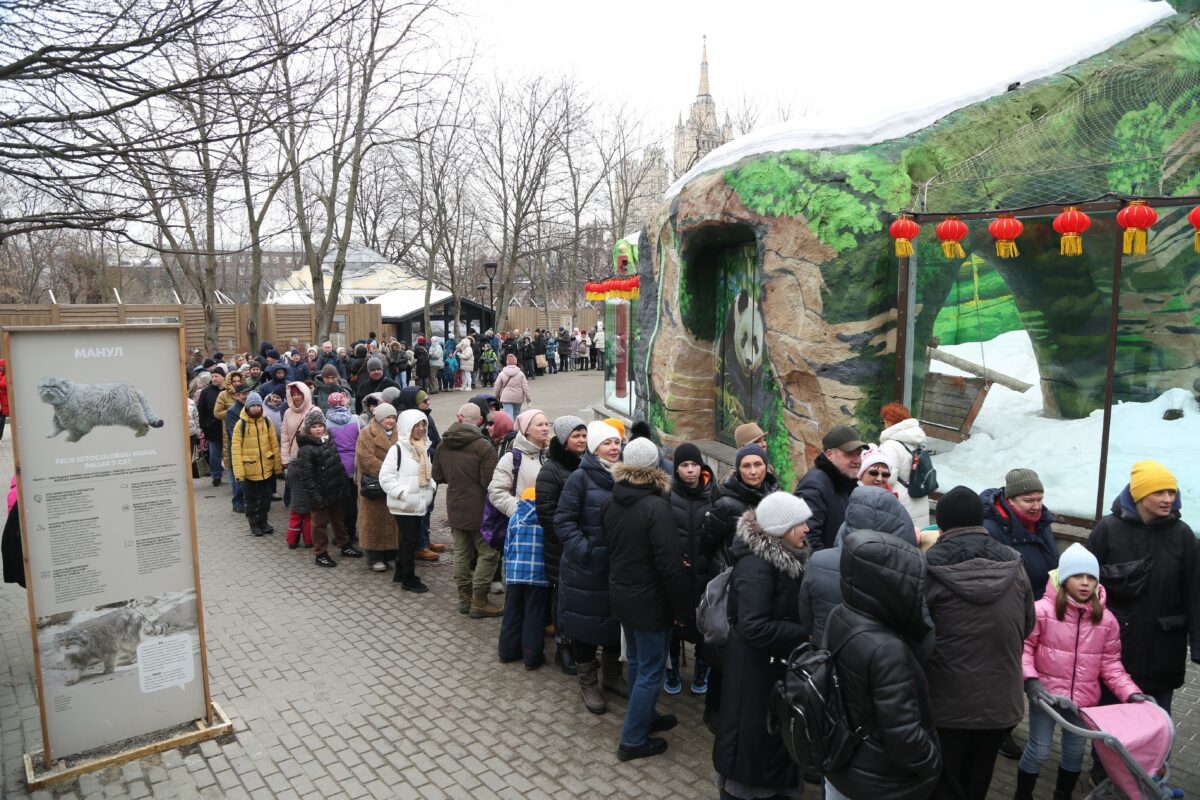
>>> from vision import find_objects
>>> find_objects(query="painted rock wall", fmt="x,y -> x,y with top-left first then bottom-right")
638,14 -> 1200,470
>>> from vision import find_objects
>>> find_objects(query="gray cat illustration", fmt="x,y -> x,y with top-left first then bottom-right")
152,599 -> 198,634
37,377 -> 165,441
53,609 -> 164,685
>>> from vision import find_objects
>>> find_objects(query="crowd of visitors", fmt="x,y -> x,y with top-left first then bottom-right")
184,336 -> 1200,799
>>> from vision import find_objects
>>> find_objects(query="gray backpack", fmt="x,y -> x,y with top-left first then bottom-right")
696,566 -> 734,647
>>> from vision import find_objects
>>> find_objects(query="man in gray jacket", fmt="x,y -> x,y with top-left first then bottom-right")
924,485 -> 1035,800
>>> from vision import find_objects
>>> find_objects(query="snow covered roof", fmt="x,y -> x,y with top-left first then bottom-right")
370,288 -> 453,320
665,1 -> 1175,198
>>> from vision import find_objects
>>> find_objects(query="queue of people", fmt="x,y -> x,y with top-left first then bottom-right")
185,353 -> 1200,800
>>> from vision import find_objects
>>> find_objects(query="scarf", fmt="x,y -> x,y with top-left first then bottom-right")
411,437 -> 432,487
1011,504 -> 1041,534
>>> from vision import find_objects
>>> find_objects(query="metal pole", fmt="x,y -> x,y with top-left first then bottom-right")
488,276 -> 495,329
1096,220 -> 1125,521
895,254 -> 910,404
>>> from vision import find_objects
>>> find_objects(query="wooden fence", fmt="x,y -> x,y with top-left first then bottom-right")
500,305 -> 598,333
0,303 -> 381,355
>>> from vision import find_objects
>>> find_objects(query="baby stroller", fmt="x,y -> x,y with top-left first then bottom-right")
1035,695 -> 1180,799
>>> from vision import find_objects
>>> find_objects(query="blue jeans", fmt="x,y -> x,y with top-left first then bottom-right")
1020,705 -> 1086,774
620,626 -> 669,747
503,402 -> 521,419
207,438 -> 224,479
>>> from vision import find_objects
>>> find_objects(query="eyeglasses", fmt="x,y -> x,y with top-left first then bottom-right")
866,469 -> 891,479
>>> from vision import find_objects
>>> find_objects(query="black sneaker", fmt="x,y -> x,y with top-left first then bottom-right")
315,553 -> 336,568
401,579 -> 429,594
649,714 -> 677,733
616,737 -> 668,762
340,546 -> 363,558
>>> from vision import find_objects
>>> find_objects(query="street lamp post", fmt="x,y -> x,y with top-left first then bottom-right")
483,261 -> 498,331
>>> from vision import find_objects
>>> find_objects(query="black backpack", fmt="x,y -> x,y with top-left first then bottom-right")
769,642 -> 868,774
899,443 -> 938,499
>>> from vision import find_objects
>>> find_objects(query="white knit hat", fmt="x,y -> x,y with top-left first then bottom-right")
755,491 -> 813,537
857,447 -> 894,480
622,437 -> 660,469
1057,543 -> 1099,582
587,421 -> 621,454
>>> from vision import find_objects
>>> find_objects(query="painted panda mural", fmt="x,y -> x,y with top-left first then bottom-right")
715,243 -> 770,439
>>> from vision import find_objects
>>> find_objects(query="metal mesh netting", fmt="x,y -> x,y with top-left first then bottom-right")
921,56 -> 1200,212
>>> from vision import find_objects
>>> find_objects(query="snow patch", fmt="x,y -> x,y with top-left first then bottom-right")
928,329 -> 1197,521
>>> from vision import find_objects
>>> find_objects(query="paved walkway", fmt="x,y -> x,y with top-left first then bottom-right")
1,367 -> 1198,799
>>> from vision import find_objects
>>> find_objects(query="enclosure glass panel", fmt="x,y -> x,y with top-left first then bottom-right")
603,299 -> 635,417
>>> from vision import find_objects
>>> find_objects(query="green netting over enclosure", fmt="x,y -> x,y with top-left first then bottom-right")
922,51 -> 1200,211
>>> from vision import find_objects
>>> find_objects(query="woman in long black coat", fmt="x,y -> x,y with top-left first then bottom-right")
554,422 -> 624,713
824,530 -> 941,800
713,493 -> 812,800
667,442 -> 716,693
536,415 -> 588,674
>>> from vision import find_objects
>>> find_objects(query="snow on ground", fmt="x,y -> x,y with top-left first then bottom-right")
929,330 -> 1199,521
665,1 -> 1175,197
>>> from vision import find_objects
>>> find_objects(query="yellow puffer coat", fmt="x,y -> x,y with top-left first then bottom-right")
231,408 -> 282,482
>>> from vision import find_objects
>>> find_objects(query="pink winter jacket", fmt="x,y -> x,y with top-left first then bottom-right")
1022,573 -> 1141,706
493,364 -> 532,404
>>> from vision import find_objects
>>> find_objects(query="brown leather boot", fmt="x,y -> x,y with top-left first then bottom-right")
415,547 -> 439,561
577,660 -> 606,714
457,589 -> 472,615
469,591 -> 503,619
427,542 -> 446,553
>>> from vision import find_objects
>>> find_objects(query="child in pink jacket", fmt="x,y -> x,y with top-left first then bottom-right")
1015,543 -> 1151,800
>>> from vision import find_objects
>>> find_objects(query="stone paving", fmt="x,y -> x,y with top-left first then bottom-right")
1,366 -> 1198,799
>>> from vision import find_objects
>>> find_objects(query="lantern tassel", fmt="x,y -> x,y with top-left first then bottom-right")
995,240 -> 1019,259
1195,229 -> 1200,254
1060,233 -> 1083,257
894,239 -> 914,258
1123,228 -> 1147,256
941,241 -> 965,260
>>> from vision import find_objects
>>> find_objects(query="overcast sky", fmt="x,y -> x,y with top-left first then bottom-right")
466,0 -> 1175,149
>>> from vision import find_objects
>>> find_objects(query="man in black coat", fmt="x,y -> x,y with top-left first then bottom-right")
793,424 -> 865,551
924,486 -> 1034,800
354,357 -> 399,414
603,438 -> 690,762
197,370 -> 226,485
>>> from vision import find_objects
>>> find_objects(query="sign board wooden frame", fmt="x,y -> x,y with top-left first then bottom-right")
3,324 -> 222,777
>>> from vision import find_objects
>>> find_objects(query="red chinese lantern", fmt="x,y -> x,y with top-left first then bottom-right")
1053,206 -> 1091,257
1187,206 -> 1200,253
935,216 -> 969,260
988,214 -> 1024,259
1116,200 -> 1158,255
889,215 -> 919,258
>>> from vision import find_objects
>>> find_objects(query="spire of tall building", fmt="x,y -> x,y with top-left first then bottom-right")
698,35 -> 710,97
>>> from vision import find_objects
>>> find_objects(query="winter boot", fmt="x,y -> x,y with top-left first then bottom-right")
248,519 -> 264,537
555,638 -> 577,675
691,658 -> 710,694
664,656 -> 682,695
457,589 -> 472,615
601,650 -> 628,699
1052,768 -> 1079,800
469,591 -> 503,619
577,660 -> 606,714
258,517 -> 275,534
1014,770 -> 1039,800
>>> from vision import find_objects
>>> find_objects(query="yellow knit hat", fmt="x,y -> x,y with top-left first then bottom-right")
1130,459 -> 1177,503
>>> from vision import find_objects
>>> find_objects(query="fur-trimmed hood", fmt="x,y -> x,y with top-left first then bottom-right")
735,510 -> 808,579
612,461 -> 672,493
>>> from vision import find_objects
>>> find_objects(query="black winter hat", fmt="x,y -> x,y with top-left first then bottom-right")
673,442 -> 703,469
630,420 -> 654,442
935,485 -> 984,531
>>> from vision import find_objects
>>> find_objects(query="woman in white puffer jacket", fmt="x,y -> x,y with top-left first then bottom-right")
380,408 -> 437,592
877,403 -> 931,529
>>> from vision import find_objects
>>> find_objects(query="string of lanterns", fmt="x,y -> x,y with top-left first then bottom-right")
585,275 -> 640,302
891,202 -> 1200,259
